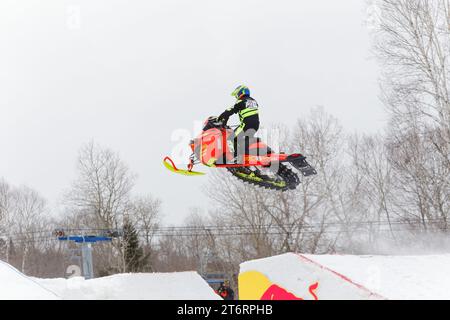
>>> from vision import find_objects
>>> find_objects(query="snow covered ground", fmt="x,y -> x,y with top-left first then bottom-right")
35,272 -> 220,300
0,259 -> 220,300
240,253 -> 450,300
0,260 -> 60,300
5,253 -> 450,300
303,254 -> 450,300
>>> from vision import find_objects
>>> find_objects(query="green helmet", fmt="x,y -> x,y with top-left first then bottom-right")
231,85 -> 250,99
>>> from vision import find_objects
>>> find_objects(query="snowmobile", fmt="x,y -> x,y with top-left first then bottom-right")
163,116 -> 317,191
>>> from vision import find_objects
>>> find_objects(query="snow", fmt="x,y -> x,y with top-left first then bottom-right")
0,259 -> 219,300
240,253 -> 450,300
240,253 -> 381,300
5,252 -> 450,300
35,272 -> 221,300
0,260 -> 60,300
303,254 -> 450,300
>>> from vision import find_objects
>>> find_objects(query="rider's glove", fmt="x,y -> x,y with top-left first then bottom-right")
214,119 -> 225,127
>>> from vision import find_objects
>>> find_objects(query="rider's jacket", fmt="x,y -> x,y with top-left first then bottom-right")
218,96 -> 260,135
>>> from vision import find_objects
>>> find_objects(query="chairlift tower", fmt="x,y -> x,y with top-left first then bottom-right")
55,229 -> 121,280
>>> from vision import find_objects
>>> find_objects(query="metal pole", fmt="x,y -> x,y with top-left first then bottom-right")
81,242 -> 94,279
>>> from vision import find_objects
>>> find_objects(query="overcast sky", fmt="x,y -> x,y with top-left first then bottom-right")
0,0 -> 385,224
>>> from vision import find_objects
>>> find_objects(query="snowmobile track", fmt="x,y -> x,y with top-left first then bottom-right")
227,163 -> 300,191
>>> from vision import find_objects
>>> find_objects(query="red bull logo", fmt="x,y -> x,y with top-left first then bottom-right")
239,271 -> 319,300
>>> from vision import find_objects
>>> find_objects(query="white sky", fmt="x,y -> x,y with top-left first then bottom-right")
0,0 -> 385,224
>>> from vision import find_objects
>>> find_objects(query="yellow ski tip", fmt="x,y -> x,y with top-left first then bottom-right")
163,157 -> 205,176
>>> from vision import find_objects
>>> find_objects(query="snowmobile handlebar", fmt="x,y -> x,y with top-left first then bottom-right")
203,116 -> 231,131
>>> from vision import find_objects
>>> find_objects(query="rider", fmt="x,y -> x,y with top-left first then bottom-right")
217,280 -> 235,300
218,85 -> 260,163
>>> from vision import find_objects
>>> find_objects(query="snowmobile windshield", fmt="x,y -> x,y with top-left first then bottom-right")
203,117 -> 220,131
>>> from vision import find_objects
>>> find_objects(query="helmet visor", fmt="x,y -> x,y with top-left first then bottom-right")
231,85 -> 247,98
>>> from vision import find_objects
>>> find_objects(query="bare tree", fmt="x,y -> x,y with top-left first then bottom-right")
65,141 -> 136,273
9,186 -> 50,274
0,179 -> 12,231
289,107 -> 350,253
206,175 -> 277,259
131,195 -> 161,247
129,195 -> 161,271
372,0 -> 450,235
387,127 -> 450,231
0,179 -> 13,262
348,134 -> 396,237
374,0 -> 450,131
67,141 -> 136,229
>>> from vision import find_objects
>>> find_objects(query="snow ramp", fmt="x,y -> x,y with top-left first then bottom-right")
36,271 -> 221,300
0,260 -> 60,300
239,253 -> 450,300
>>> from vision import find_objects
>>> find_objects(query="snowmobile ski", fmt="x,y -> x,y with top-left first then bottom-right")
163,157 -> 205,176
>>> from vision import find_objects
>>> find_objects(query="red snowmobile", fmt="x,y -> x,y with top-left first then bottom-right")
163,116 -> 317,191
